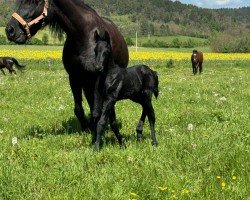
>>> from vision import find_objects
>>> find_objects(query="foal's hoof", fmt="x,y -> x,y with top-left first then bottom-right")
93,143 -> 100,152
152,141 -> 159,147
120,139 -> 127,149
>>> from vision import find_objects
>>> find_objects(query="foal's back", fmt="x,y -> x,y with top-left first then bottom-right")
118,65 -> 156,101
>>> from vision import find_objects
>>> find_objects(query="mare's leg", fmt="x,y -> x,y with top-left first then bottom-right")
136,108 -> 147,142
94,96 -> 116,151
109,106 -> 125,147
144,93 -> 158,146
69,75 -> 89,132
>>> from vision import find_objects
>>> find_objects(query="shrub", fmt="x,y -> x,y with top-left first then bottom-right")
0,35 -> 7,45
211,30 -> 250,53
27,38 -> 43,45
125,37 -> 134,46
42,33 -> 49,45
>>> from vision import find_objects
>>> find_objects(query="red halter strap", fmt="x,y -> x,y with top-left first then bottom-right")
12,0 -> 49,38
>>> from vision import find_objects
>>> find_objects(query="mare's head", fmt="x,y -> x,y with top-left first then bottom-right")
94,30 -> 112,72
5,0 -> 49,44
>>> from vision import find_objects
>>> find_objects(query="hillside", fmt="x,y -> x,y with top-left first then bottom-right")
0,0 -> 249,38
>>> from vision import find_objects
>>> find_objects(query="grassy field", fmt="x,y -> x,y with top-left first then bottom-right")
0,55 -> 249,199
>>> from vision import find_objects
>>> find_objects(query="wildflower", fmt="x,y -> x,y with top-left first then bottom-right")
187,123 -> 193,131
182,188 -> 189,195
221,182 -> 226,189
158,186 -> 168,191
130,192 -> 138,199
12,137 -> 18,146
216,176 -> 221,180
219,97 -> 227,101
232,176 -> 237,180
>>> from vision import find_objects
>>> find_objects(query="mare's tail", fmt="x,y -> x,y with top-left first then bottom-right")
12,58 -> 25,71
152,71 -> 159,99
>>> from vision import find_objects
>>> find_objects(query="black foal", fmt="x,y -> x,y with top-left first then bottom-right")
0,57 -> 25,75
92,31 -> 159,150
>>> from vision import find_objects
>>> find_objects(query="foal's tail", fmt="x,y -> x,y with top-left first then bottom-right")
152,71 -> 159,99
12,58 -> 25,71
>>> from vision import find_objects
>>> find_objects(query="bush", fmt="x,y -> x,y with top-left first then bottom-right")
142,39 -> 169,48
211,30 -> 250,53
26,38 -> 43,45
166,59 -> 174,68
171,38 -> 181,48
0,35 -> 7,45
42,33 -> 49,45
125,37 -> 134,46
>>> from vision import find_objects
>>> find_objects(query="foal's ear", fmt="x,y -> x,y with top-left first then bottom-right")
94,30 -> 101,42
104,31 -> 111,45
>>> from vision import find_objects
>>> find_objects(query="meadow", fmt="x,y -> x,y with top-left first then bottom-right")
0,46 -> 249,199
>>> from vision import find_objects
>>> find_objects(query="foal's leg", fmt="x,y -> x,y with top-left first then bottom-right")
136,108 -> 147,142
94,97 -> 116,151
69,76 -> 89,132
109,106 -> 125,147
0,68 -> 6,75
144,95 -> 158,146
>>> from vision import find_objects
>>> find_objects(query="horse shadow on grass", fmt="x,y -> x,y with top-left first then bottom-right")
24,117 -> 137,147
25,117 -> 84,139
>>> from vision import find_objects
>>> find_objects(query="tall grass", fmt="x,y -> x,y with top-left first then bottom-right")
0,59 -> 249,199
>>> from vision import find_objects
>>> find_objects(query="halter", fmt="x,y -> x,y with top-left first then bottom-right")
12,0 -> 49,38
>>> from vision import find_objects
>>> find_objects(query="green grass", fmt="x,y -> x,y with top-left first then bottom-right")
0,58 -> 249,199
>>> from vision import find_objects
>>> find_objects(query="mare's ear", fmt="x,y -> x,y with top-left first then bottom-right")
94,30 -> 101,42
104,31 -> 111,45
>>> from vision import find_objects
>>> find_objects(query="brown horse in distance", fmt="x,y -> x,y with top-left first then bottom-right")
191,50 -> 203,75
0,57 -> 25,75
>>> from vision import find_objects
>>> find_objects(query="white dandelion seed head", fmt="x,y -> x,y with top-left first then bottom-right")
219,96 -> 227,101
187,123 -> 194,131
12,137 -> 18,146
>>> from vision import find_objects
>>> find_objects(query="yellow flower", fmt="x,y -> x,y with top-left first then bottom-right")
216,176 -> 221,180
158,186 -> 168,191
232,176 -> 237,180
221,182 -> 226,189
181,188 -> 190,195
130,192 -> 138,199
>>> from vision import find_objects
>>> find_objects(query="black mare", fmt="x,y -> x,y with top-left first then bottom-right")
5,0 -> 129,132
92,31 -> 159,150
0,57 -> 25,75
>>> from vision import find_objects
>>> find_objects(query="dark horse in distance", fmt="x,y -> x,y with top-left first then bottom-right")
5,0 -> 129,132
0,57 -> 25,75
191,50 -> 203,75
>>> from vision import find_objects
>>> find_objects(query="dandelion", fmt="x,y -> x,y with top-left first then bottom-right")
158,186 -> 168,191
12,137 -> 18,146
221,182 -> 226,189
232,176 -> 237,180
219,97 -> 227,102
130,192 -> 138,199
182,188 -> 190,195
187,123 -> 194,131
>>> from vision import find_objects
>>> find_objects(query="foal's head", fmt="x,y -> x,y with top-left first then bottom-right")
94,30 -> 112,72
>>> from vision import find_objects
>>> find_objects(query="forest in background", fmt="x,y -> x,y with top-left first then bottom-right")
0,0 -> 249,52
